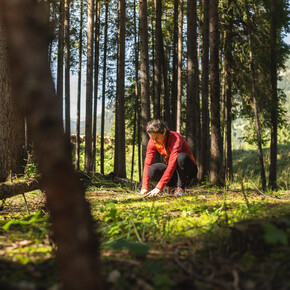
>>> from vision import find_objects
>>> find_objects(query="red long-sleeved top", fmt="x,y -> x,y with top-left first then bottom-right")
142,131 -> 197,191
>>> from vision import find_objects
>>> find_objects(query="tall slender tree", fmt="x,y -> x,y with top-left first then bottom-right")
269,0 -> 278,189
131,0 -> 140,180
154,0 -> 162,120
139,0 -> 151,164
186,0 -> 197,156
57,0 -> 64,123
245,0 -> 266,189
171,0 -> 178,130
64,0 -> 71,146
114,0 -> 126,178
209,0 -> 223,185
100,1 -> 109,175
176,0 -> 183,133
93,0 -> 100,173
75,0 -> 84,171
200,0 -> 210,181
85,0 -> 95,173
224,0 -> 234,182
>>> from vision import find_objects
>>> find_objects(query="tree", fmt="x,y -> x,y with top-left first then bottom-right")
176,0 -> 183,133
200,0 -> 210,181
223,0 -> 234,182
64,0 -> 71,146
209,0 -> 223,185
100,1 -> 109,175
269,0 -> 278,189
139,0 -> 151,164
244,0 -> 266,189
75,0 -> 84,171
114,0 -> 126,178
153,0 -> 162,120
93,0 -> 100,173
0,23 -> 25,182
56,0 -> 64,122
0,1 -> 102,288
85,0 -> 95,173
186,0 -> 198,158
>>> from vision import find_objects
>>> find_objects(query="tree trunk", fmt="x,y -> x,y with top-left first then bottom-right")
245,0 -> 266,190
57,0 -> 64,122
0,23 -> 25,182
0,1 -> 102,288
139,0 -> 150,165
176,0 -> 183,133
0,177 -> 40,200
75,0 -> 84,171
171,0 -> 178,131
269,0 -> 277,190
100,1 -> 109,175
209,0 -> 223,185
85,0 -> 95,173
224,0 -> 234,182
186,0 -> 198,157
64,0 -> 71,147
200,0 -> 210,181
93,0 -> 100,173
131,0 -> 139,180
114,0 -> 126,178
153,0 -> 162,120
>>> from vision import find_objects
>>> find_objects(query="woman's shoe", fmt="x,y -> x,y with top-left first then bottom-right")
173,187 -> 184,196
164,186 -> 176,195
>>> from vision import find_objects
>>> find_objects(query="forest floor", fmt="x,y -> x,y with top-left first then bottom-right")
0,175 -> 290,290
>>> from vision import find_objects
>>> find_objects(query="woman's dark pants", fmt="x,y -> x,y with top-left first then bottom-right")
148,152 -> 198,189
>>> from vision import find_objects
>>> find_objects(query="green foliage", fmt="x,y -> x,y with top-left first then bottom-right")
110,239 -> 150,258
263,223 -> 288,246
2,210 -> 49,236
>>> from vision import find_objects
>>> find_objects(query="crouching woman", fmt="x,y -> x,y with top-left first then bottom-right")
140,119 -> 198,197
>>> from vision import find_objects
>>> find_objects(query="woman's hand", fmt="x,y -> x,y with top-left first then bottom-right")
140,188 -> 148,195
145,187 -> 161,197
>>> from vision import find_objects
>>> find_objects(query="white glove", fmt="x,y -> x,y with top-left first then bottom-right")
140,188 -> 148,195
145,187 -> 161,197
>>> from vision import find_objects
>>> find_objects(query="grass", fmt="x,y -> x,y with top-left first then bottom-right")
0,142 -> 289,288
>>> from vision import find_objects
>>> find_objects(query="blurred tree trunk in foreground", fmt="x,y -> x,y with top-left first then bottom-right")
0,1 -> 102,289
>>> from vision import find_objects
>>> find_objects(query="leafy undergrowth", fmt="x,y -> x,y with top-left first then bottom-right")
0,179 -> 290,289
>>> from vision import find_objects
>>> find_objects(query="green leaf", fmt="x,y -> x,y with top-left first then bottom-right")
110,239 -> 150,258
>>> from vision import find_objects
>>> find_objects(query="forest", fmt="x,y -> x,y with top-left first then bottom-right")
0,0 -> 290,289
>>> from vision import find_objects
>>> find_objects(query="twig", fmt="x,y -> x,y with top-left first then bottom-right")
249,180 -> 289,201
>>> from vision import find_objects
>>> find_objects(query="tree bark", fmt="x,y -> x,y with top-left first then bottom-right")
0,23 -> 25,182
56,0 -> 64,122
85,0 -> 95,173
0,1 -> 102,288
269,0 -> 278,190
131,0 -> 139,180
114,0 -> 126,178
93,0 -> 100,173
171,0 -> 178,131
64,0 -> 71,147
153,0 -> 162,120
209,0 -> 223,185
75,0 -> 84,171
176,0 -> 183,133
186,0 -> 198,157
139,0 -> 150,165
224,0 -> 234,182
0,178 -> 40,200
245,0 -> 266,190
200,0 -> 210,181
100,1 -> 109,175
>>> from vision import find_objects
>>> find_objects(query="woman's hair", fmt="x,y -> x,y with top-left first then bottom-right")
146,119 -> 169,134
